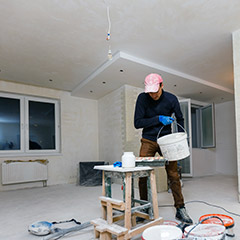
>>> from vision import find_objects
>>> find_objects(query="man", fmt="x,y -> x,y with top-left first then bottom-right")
134,73 -> 193,224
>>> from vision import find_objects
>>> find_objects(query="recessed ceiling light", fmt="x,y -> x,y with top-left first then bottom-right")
120,69 -> 124,72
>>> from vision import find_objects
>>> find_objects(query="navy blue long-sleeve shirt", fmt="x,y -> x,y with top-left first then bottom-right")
134,90 -> 184,141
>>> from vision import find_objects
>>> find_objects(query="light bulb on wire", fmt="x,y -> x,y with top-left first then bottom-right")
108,46 -> 112,60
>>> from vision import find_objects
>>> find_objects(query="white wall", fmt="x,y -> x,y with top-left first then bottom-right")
215,101 -> 237,175
191,101 -> 237,177
233,29 -> 240,201
0,80 -> 99,191
192,148 -> 216,177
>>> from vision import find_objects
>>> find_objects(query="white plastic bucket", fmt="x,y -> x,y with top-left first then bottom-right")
184,224 -> 226,240
121,152 -> 136,168
141,225 -> 182,240
199,214 -> 235,238
157,124 -> 190,161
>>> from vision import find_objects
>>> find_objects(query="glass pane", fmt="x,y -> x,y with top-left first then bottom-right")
29,101 -> 55,150
179,101 -> 190,174
0,97 -> 21,150
191,107 -> 198,148
180,102 -> 189,136
201,105 -> 214,147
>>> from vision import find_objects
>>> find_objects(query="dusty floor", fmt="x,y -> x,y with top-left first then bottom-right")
0,174 -> 239,239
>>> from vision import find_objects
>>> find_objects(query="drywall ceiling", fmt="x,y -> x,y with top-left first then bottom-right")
0,0 -> 239,103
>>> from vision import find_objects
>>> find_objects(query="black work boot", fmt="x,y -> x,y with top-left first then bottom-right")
175,207 -> 193,224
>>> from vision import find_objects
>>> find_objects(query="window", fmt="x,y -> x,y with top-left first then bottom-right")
0,92 -> 60,155
179,99 -> 216,176
200,104 -> 215,148
191,105 -> 201,148
191,103 -> 215,148
0,96 -> 21,151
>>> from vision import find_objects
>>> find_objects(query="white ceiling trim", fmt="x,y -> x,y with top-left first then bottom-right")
120,52 -> 234,94
71,51 -> 234,97
71,51 -> 121,96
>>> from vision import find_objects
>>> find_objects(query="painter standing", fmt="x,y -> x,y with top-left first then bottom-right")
134,73 -> 193,224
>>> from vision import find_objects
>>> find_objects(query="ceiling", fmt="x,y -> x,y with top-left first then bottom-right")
0,0 -> 239,103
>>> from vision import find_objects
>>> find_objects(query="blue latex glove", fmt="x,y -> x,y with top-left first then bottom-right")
159,115 -> 175,125
113,161 -> 122,167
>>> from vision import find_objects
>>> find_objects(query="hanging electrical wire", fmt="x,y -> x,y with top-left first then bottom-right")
158,200 -> 240,218
106,6 -> 111,41
104,0 -> 112,60
185,200 -> 240,218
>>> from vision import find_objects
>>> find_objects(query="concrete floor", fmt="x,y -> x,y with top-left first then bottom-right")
0,174 -> 239,240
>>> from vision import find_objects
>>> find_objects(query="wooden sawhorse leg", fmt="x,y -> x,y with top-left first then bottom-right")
150,169 -> 159,219
124,172 -> 132,230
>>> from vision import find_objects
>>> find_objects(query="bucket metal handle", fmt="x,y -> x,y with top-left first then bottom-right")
185,215 -> 225,238
156,122 -> 187,140
199,215 -> 225,226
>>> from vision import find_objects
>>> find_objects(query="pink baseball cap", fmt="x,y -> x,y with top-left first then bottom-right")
144,73 -> 163,93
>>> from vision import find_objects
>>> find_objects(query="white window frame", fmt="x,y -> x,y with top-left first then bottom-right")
200,103 -> 216,148
179,98 -> 193,177
0,92 -> 61,156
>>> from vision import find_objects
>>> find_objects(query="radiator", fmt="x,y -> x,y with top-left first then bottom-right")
2,160 -> 48,186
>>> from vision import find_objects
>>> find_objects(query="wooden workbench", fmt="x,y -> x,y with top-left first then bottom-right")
92,165 -> 163,240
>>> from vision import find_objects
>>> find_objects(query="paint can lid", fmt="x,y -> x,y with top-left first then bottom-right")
199,214 -> 234,228
28,221 -> 53,236
184,224 -> 225,237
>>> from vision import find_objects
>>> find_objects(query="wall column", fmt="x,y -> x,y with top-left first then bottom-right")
233,29 -> 240,202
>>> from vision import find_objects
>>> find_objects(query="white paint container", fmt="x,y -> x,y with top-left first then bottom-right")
184,224 -> 226,240
157,132 -> 190,161
141,225 -> 182,240
122,152 -> 135,168
199,214 -> 235,239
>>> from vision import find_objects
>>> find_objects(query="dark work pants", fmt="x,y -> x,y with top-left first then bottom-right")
138,138 -> 184,208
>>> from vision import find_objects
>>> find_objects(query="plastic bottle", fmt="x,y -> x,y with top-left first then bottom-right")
121,152 -> 136,168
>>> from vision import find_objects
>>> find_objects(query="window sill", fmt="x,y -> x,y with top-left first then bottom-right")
0,152 -> 62,158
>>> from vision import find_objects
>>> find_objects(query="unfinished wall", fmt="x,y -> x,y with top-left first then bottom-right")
233,29 -> 240,201
0,80 -> 99,191
98,86 -> 124,164
98,84 -> 237,178
123,85 -> 143,155
98,85 -> 142,164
